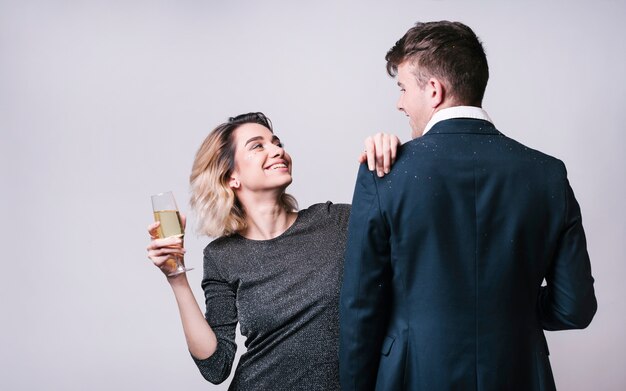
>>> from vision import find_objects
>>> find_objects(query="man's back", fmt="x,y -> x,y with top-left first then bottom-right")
339,118 -> 597,390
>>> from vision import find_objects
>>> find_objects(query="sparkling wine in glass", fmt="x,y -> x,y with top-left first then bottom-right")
151,191 -> 192,276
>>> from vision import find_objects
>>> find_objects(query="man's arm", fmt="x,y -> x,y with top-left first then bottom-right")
539,176 -> 597,330
339,164 -> 392,390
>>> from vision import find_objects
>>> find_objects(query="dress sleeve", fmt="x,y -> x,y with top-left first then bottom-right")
328,202 -> 352,233
191,247 -> 238,384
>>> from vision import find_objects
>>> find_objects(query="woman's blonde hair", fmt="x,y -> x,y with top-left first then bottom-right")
189,112 -> 297,237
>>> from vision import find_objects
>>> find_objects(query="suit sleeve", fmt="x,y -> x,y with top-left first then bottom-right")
538,175 -> 597,330
339,164 -> 392,391
191,248 -> 238,384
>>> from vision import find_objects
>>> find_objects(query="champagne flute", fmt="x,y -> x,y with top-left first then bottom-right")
151,191 -> 193,276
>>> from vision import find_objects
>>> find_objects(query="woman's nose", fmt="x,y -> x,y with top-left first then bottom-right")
271,144 -> 284,157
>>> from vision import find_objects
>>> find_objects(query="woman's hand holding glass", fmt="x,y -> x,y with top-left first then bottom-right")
147,215 -> 188,277
147,191 -> 192,277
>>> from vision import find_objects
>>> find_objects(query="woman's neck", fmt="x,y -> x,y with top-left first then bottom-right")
237,192 -> 297,240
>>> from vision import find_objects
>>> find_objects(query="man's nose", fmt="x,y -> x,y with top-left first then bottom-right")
396,96 -> 404,112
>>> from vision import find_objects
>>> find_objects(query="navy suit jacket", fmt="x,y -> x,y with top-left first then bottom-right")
339,118 -> 597,391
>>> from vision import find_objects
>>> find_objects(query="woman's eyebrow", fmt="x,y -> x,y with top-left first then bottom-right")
244,136 -> 264,146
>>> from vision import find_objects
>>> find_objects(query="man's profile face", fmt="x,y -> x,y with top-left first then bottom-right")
396,61 -> 430,139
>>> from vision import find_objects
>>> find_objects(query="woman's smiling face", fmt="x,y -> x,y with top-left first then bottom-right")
229,122 -> 293,193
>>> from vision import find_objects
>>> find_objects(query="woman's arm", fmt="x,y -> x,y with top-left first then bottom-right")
168,274 -> 217,359
146,219 -> 217,359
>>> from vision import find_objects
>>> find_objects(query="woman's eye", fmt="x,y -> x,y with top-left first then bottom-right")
251,143 -> 262,150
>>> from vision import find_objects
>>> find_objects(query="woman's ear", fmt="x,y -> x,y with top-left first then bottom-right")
229,176 -> 240,189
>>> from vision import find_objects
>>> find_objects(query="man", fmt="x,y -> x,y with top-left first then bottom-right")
339,21 -> 597,391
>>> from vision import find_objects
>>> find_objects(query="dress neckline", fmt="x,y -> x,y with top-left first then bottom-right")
234,211 -> 301,243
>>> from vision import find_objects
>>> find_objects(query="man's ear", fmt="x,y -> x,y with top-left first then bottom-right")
427,77 -> 445,109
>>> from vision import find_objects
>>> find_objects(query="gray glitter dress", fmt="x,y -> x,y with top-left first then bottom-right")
192,202 -> 350,390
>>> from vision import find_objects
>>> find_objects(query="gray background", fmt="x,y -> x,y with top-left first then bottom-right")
2,0 -> 624,390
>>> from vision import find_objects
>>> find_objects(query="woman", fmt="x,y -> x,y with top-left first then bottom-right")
146,112 -> 399,390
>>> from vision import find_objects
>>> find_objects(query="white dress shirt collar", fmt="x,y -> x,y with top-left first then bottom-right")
422,106 -> 493,135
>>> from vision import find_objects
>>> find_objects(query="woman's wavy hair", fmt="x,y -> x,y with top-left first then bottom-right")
190,112 -> 298,237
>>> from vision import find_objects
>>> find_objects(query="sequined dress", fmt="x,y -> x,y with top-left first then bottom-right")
192,202 -> 350,390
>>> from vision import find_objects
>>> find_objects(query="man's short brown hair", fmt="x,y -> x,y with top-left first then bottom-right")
386,21 -> 489,106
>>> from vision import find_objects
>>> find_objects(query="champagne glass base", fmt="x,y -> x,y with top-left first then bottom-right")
167,267 -> 193,277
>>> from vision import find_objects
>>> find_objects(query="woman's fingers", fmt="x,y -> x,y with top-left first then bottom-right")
364,134 -> 385,176
364,136 -> 376,171
180,213 -> 187,230
146,235 -> 185,273
147,243 -> 186,271
390,134 -> 400,164
368,133 -> 390,177
149,254 -> 184,274
373,134 -> 385,177
381,134 -> 391,175
147,235 -> 183,250
363,133 -> 402,177
148,245 -> 186,258
146,219 -> 187,276
357,150 -> 367,164
148,221 -> 161,239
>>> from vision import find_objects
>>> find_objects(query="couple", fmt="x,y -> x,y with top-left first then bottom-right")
146,21 -> 596,391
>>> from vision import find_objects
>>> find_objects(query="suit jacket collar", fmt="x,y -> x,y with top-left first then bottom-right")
424,118 -> 501,136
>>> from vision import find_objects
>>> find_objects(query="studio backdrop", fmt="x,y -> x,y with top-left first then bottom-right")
1,1 -> 624,390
